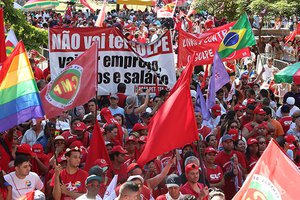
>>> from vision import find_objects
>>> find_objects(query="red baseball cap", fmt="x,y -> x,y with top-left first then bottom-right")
211,104 -> 221,116
57,155 -> 67,163
138,136 -> 147,143
127,163 -> 140,173
74,122 -> 87,131
126,135 -> 138,143
94,159 -> 109,171
234,104 -> 246,111
204,147 -> 217,155
185,163 -> 199,174
17,144 -> 36,157
132,123 -> 148,132
254,108 -> 266,115
247,138 -> 258,145
227,129 -> 239,141
32,144 -> 44,155
70,140 -> 83,148
285,135 -> 296,144
111,145 -> 128,154
247,98 -> 256,105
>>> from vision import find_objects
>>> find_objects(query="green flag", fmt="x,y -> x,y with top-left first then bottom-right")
218,13 -> 256,58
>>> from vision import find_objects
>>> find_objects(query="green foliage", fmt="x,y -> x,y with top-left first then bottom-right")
2,0 -> 48,51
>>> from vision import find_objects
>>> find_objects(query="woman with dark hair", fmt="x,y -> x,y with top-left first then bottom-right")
245,138 -> 260,173
113,114 -> 129,139
206,135 -> 218,150
0,168 -> 12,200
257,136 -> 267,155
234,139 -> 246,154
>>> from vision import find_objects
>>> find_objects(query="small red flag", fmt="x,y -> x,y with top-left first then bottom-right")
95,0 -> 106,27
0,8 -> 7,63
233,139 -> 300,200
84,120 -> 111,172
40,42 -> 98,119
137,53 -> 198,165
80,0 -> 95,12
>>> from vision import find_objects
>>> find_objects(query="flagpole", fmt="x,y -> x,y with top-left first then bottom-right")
95,41 -> 99,102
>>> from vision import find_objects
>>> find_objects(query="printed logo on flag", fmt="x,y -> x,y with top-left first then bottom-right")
45,65 -> 83,108
246,174 -> 282,200
219,28 -> 246,51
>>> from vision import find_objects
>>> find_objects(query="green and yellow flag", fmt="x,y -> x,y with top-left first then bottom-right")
218,13 -> 256,58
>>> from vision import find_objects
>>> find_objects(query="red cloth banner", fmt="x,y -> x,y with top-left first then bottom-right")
178,22 -> 250,67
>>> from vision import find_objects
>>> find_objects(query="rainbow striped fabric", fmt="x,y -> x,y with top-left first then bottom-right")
0,41 -> 44,132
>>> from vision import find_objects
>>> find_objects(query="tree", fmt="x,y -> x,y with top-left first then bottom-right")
1,0 -> 48,51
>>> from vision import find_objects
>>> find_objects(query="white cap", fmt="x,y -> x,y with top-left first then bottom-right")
287,97 -> 295,105
127,175 -> 144,184
190,90 -> 197,99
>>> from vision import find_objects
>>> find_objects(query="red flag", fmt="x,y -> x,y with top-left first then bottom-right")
179,10 -> 186,18
233,139 -> 300,200
0,8 -> 7,63
84,120 -> 111,172
40,42 -> 98,119
285,23 -> 300,45
18,191 -> 35,200
80,0 -> 95,12
137,53 -> 199,165
95,0 -> 106,27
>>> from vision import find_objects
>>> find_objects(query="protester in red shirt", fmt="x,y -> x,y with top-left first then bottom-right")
239,104 -> 255,129
242,107 -> 267,139
52,147 -> 89,200
124,136 -> 138,165
204,147 -> 224,189
110,145 -> 128,183
278,105 -> 293,134
195,112 -> 212,140
245,138 -> 260,173
61,120 -> 90,148
29,58 -> 44,81
215,135 -> 247,199
180,163 -> 209,200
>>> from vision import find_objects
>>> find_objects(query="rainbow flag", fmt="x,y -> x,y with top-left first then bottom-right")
5,29 -> 18,57
0,41 -> 44,132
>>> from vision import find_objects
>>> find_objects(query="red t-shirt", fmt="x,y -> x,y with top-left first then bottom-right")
244,122 -> 258,138
198,125 -> 212,140
180,182 -> 208,200
215,150 -> 246,200
278,116 -> 293,134
117,93 -> 127,108
50,168 -> 88,200
111,163 -> 128,184
33,66 -> 44,80
246,155 -> 258,173
239,115 -> 252,129
205,164 -> 224,184
61,131 -> 89,148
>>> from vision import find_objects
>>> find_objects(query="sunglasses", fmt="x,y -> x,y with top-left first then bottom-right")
259,141 -> 266,144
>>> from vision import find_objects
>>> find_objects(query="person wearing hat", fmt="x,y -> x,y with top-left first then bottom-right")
203,104 -> 221,130
156,174 -> 187,200
245,138 -> 259,173
124,136 -> 138,164
242,106 -> 267,139
180,163 -> 209,200
204,147 -> 224,189
4,155 -> 44,199
109,145 -> 128,183
276,97 -> 300,118
48,135 -> 66,167
234,104 -> 246,118
263,107 -> 284,138
215,135 -> 247,200
108,94 -> 125,117
132,123 -> 148,136
52,147 -> 89,200
61,119 -> 90,148
75,175 -> 102,200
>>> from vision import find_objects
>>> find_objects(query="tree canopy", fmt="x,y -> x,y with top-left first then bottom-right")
1,0 -> 48,51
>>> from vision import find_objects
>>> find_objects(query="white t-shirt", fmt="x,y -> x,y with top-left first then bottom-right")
21,129 -> 44,146
262,64 -> 278,81
76,194 -> 102,200
4,172 -> 44,200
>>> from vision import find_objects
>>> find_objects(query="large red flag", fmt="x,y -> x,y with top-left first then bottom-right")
137,53 -> 199,165
0,8 -> 6,63
84,120 -> 111,172
40,42 -> 98,119
233,139 -> 300,200
95,0 -> 106,27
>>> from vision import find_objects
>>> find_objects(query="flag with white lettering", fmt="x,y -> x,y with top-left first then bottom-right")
40,42 -> 98,119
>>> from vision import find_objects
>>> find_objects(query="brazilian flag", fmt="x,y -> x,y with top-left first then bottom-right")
218,13 -> 256,59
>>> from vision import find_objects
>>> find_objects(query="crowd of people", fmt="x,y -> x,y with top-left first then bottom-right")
1,2 -> 300,200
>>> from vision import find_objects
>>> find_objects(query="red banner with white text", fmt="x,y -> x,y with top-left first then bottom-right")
178,22 -> 251,67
